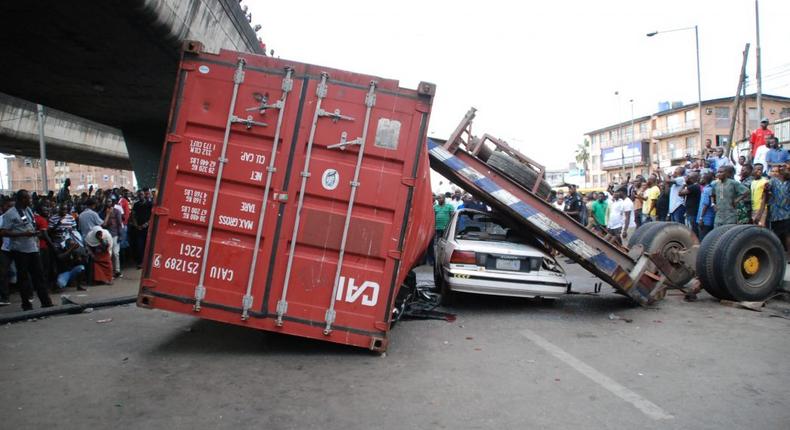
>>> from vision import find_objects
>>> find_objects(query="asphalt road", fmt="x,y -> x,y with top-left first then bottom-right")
2,263 -> 789,430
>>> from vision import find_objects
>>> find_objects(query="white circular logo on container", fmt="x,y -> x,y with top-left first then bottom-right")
321,169 -> 340,190
198,65 -> 210,74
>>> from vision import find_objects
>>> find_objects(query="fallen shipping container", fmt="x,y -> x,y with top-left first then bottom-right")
138,42 -> 436,351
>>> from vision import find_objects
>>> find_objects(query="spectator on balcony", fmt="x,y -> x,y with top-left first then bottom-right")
750,118 -> 774,161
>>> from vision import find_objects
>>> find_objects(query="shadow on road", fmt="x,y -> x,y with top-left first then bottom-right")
147,318 -> 376,357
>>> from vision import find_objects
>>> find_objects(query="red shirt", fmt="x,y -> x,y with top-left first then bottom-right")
119,197 -> 131,224
34,214 -> 49,249
750,127 -> 774,157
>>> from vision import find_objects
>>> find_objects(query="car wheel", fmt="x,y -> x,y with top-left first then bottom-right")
695,224 -> 741,299
486,151 -> 553,200
717,225 -> 785,302
639,223 -> 699,287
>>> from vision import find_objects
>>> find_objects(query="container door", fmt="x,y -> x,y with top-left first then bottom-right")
146,56 -> 305,318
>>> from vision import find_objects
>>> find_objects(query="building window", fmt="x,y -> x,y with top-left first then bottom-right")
23,158 -> 32,167
780,108 -> 790,119
748,107 -> 759,130
714,107 -> 730,129
685,110 -> 697,126
639,122 -> 648,136
667,114 -> 681,132
685,137 -> 697,155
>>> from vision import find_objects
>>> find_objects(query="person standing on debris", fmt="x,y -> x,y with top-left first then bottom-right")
711,165 -> 749,228
750,118 -> 774,162
0,190 -> 54,311
762,163 -> 790,260
680,172 -> 701,236
607,187 -> 633,246
697,171 -> 716,240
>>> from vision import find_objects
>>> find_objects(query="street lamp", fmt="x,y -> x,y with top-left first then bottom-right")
647,25 -> 703,156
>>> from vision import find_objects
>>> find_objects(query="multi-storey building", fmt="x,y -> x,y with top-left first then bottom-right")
585,94 -> 790,188
1,155 -> 135,195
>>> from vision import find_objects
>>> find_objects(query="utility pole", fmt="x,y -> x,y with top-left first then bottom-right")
630,99 -> 636,177
694,25 -> 703,155
36,104 -> 49,194
727,43 -> 750,158
755,0 -> 763,121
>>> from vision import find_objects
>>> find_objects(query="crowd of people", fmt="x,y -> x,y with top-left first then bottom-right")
0,178 -> 154,310
551,134 -> 790,258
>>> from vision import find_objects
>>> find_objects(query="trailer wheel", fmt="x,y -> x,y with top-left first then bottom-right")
486,151 -> 552,199
695,225 -> 742,299
627,222 -> 660,249
717,226 -> 785,301
639,223 -> 699,287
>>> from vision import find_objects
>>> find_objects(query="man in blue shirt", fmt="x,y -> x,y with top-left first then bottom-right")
709,147 -> 732,171
661,166 -> 686,223
765,137 -> 789,168
696,171 -> 716,240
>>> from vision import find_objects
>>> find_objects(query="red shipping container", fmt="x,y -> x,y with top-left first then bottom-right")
138,43 -> 436,351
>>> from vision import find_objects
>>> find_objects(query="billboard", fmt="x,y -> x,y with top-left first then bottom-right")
601,141 -> 647,169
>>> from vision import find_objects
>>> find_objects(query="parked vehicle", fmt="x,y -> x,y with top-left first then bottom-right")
434,209 -> 568,302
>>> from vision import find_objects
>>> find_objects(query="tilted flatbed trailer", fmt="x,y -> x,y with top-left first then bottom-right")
428,109 -> 786,305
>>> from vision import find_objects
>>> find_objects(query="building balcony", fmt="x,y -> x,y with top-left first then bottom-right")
652,120 -> 699,139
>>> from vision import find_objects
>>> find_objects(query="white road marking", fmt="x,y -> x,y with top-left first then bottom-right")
520,329 -> 674,420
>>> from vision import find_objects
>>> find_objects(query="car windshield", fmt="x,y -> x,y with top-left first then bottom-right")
454,212 -> 519,242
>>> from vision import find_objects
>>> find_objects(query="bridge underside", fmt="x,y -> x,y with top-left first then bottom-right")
0,0 -> 262,187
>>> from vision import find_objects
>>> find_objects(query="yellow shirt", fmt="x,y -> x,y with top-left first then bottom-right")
751,177 -> 769,212
643,185 -> 660,217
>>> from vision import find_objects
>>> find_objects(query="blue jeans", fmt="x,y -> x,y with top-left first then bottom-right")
57,265 -> 85,289
670,205 -> 686,224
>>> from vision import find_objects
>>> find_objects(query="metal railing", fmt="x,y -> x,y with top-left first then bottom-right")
653,120 -> 699,138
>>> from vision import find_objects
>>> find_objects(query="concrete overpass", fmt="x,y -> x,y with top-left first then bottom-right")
0,92 -> 129,169
0,0 -> 264,187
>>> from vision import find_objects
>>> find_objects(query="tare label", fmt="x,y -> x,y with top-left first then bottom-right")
335,276 -> 379,307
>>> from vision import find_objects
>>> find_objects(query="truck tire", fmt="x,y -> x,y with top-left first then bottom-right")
695,225 -> 741,300
627,222 -> 660,249
717,226 -> 785,301
486,151 -> 552,199
639,223 -> 699,287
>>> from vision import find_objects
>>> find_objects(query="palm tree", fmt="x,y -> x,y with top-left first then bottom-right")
575,139 -> 590,186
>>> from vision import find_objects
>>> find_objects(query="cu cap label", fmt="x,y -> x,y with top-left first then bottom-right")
321,169 -> 339,190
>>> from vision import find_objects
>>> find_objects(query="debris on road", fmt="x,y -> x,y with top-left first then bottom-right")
96,318 -> 113,323
720,300 -> 764,312
608,313 -> 633,323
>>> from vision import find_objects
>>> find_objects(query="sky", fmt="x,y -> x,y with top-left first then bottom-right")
248,0 -> 790,170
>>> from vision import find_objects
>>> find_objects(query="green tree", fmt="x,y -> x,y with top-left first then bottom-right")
575,139 -> 590,185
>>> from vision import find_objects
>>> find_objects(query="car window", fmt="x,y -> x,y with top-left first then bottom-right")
455,212 -> 514,242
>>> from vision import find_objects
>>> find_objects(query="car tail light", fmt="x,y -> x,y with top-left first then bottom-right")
450,250 -> 476,265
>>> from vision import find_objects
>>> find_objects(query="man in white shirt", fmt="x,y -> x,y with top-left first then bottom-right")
552,193 -> 565,212
607,187 -> 634,246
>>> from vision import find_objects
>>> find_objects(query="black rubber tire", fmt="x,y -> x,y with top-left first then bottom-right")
640,223 -> 699,287
717,226 -> 786,301
486,151 -> 552,199
627,222 -> 661,249
695,224 -> 742,299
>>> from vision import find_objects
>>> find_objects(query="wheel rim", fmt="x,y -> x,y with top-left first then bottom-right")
739,247 -> 772,288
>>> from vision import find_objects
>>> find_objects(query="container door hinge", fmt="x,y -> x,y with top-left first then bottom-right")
387,250 -> 402,260
323,309 -> 336,335
152,206 -> 170,216
275,300 -> 288,326
166,134 -> 182,144
193,284 -> 206,311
